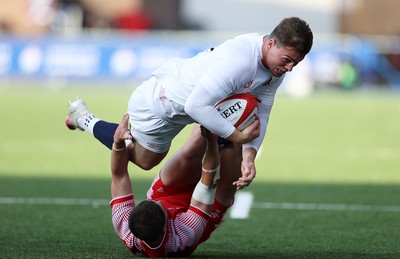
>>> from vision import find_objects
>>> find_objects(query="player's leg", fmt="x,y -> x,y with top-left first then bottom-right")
65,97 -> 116,149
160,124 -> 206,187
126,140 -> 168,170
65,98 -> 168,170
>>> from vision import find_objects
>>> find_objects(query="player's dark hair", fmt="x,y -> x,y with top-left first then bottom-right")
128,200 -> 166,243
270,17 -> 313,56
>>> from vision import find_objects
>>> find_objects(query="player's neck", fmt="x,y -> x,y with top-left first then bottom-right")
261,36 -> 270,69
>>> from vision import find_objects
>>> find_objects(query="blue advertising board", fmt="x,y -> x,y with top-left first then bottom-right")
1,33 -> 399,89
0,34 -> 203,82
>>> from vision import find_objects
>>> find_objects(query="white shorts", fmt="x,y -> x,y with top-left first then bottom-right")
127,76 -> 190,153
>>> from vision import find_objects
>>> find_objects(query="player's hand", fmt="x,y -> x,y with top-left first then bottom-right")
228,117 -> 260,144
233,160 -> 256,190
113,113 -> 133,143
233,149 -> 257,189
241,116 -> 260,140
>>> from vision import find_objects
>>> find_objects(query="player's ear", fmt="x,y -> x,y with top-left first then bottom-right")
267,38 -> 276,49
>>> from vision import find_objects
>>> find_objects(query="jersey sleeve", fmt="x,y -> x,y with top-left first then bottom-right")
242,101 -> 270,151
245,76 -> 284,151
169,205 -> 210,252
185,86 -> 236,138
185,39 -> 257,138
110,194 -> 141,254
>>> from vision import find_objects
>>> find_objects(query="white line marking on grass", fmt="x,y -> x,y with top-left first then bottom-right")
229,192 -> 254,219
0,197 -> 110,208
252,202 -> 400,213
1,197 -> 400,213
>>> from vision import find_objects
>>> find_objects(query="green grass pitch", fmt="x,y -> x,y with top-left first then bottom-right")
0,84 -> 399,258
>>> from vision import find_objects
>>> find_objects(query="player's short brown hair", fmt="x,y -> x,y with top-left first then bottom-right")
270,17 -> 313,56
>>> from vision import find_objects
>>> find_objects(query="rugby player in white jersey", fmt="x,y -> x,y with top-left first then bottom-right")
66,17 -> 313,189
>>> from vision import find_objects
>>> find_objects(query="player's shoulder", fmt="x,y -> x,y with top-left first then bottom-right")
217,33 -> 262,67
221,33 -> 262,51
233,33 -> 263,49
234,33 -> 263,42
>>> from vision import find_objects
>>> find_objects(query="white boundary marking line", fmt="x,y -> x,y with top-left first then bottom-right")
252,202 -> 400,213
1,196 -> 399,213
230,192 -> 254,219
0,197 -> 110,208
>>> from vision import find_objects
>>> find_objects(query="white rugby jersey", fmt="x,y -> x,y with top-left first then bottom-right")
152,33 -> 285,151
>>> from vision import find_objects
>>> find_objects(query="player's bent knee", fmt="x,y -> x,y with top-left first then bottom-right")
135,161 -> 157,171
133,158 -> 161,170
131,152 -> 167,171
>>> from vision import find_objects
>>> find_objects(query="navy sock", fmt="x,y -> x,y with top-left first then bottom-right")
93,120 -> 119,150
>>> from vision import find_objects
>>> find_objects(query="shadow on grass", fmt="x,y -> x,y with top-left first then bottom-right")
192,251 -> 400,259
0,176 -> 399,258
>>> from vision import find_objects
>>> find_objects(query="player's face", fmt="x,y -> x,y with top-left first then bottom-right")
262,39 -> 304,77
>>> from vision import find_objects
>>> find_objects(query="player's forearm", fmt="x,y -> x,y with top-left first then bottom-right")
186,103 -> 235,139
111,140 -> 129,176
185,84 -> 236,139
243,147 -> 257,162
191,129 -> 220,212
201,139 -> 219,184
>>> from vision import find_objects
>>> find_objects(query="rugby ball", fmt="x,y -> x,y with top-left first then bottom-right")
214,93 -> 258,131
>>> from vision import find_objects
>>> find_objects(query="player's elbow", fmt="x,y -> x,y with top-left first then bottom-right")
184,102 -> 195,117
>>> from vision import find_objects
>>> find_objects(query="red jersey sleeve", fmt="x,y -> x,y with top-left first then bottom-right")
166,205 -> 210,255
110,194 -> 145,255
